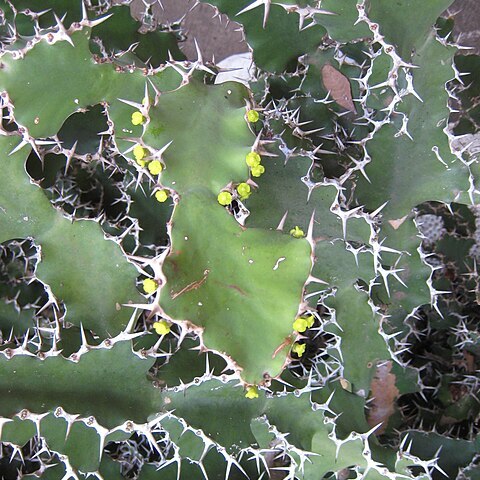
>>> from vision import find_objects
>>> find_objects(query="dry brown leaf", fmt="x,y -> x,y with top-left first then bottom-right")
367,361 -> 399,435
321,64 -> 356,112
388,215 -> 408,230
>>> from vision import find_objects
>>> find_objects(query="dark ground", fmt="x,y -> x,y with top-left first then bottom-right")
131,0 -> 248,62
131,0 -> 480,61
448,0 -> 480,54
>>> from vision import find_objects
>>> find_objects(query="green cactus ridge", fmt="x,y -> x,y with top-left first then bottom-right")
0,135 -> 142,336
158,187 -> 312,383
0,0 -> 479,478
0,5 -> 315,383
0,336 -> 439,478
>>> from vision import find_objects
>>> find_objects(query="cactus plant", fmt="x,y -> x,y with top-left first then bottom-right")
0,0 -> 480,478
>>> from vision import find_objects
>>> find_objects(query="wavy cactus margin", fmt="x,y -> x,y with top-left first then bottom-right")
0,0 -> 480,479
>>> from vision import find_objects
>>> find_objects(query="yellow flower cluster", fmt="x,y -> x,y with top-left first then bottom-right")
132,143 -> 163,176
246,151 -> 265,178
217,182 -> 253,207
292,315 -> 315,333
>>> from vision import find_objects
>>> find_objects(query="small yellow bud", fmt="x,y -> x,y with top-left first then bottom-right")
148,160 -> 163,175
292,343 -> 306,357
289,226 -> 304,238
293,317 -> 308,333
131,111 -> 145,126
136,159 -> 146,167
237,182 -> 251,199
245,385 -> 259,399
155,190 -> 169,203
250,164 -> 265,178
153,320 -> 171,335
246,152 -> 261,167
133,145 -> 146,162
217,191 -> 232,206
247,110 -> 260,123
142,278 -> 158,294
304,315 -> 315,328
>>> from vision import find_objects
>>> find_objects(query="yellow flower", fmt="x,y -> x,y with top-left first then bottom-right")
153,320 -> 171,335
292,315 -> 315,332
251,164 -> 265,178
237,182 -> 251,199
148,160 -> 163,175
131,111 -> 145,126
133,145 -> 146,162
217,191 -> 232,206
293,317 -> 308,332
142,278 -> 158,294
155,190 -> 169,203
304,315 -> 315,328
246,152 -> 261,167
245,386 -> 259,399
247,110 -> 260,123
289,226 -> 304,238
292,343 -> 306,357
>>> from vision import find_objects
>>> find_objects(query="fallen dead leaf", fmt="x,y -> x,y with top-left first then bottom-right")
321,64 -> 356,112
367,361 -> 399,435
388,215 -> 408,230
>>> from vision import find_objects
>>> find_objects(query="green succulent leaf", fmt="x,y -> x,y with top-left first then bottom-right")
367,0 -> 454,60
354,34 -> 471,220
315,0 -> 373,43
159,188 -> 312,384
0,136 -> 142,336
143,80 -> 251,196
199,1 -> 326,72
